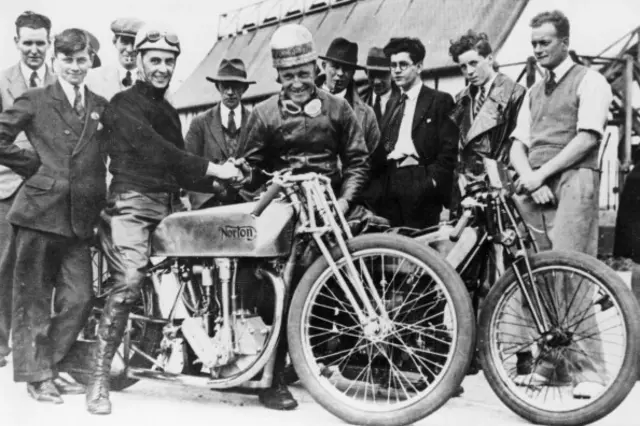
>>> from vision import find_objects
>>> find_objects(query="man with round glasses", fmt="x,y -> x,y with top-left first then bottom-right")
85,24 -> 243,415
240,23 -> 369,410
367,37 -> 458,230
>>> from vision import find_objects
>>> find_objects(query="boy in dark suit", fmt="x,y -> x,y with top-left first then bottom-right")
0,28 -> 108,404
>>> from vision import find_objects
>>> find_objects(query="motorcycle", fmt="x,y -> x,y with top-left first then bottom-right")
63,170 -> 475,426
401,159 -> 640,425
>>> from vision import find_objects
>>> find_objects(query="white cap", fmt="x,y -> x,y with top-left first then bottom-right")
270,24 -> 317,69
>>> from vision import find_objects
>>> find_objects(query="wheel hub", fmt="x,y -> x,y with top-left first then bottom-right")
363,317 -> 394,342
543,329 -> 574,347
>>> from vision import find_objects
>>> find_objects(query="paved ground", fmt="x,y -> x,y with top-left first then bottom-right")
0,363 -> 637,426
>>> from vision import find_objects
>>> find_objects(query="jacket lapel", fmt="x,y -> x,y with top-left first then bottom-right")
206,105 -> 229,158
50,80 -> 85,136
73,89 -> 103,156
412,85 -> 434,132
6,64 -> 28,101
465,74 -> 511,143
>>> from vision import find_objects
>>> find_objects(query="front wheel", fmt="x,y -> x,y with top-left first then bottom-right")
288,234 -> 475,426
479,251 -> 640,425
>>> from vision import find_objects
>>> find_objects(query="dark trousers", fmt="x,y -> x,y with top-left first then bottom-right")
0,195 -> 16,357
7,226 -> 92,382
366,164 -> 441,229
100,191 -> 183,308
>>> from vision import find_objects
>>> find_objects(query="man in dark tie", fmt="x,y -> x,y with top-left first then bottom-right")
367,37 -> 458,229
360,47 -> 399,127
0,10 -> 56,370
185,58 -> 255,209
0,28 -> 109,403
85,17 -> 145,100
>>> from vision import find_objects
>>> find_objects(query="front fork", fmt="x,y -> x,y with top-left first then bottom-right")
293,180 -> 390,326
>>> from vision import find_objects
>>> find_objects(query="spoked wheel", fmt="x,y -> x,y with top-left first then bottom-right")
288,234 -> 475,426
479,251 -> 640,425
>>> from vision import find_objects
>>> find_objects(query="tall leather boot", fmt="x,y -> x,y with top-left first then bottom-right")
258,334 -> 298,410
85,298 -> 130,415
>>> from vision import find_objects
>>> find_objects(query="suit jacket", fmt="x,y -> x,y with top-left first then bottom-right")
85,65 -> 129,101
316,76 -> 380,154
372,84 -> 458,207
185,103 -> 249,209
360,85 -> 401,127
0,80 -> 108,239
0,63 -> 56,199
450,73 -> 526,178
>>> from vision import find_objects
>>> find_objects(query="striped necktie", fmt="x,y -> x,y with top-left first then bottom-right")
73,85 -> 85,119
473,86 -> 486,119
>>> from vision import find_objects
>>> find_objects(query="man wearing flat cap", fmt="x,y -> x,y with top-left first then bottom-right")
85,17 -> 144,100
316,37 -> 380,154
360,47 -> 400,127
185,58 -> 255,209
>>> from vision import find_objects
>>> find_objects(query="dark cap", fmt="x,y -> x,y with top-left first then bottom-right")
110,17 -> 144,38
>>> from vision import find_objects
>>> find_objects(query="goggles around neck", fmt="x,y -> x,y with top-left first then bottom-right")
136,30 -> 180,50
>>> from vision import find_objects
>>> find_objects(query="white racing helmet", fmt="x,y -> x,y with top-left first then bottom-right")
134,24 -> 181,55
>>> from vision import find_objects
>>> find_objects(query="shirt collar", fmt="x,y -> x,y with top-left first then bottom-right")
20,61 -> 47,87
220,102 -> 241,127
548,56 -> 574,81
483,73 -> 497,95
58,77 -> 86,106
377,89 -> 391,104
402,79 -> 422,101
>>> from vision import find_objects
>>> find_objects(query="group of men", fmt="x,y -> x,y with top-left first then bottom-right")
0,5 -> 612,416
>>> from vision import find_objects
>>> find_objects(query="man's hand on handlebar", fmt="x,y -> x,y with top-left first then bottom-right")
336,198 -> 350,215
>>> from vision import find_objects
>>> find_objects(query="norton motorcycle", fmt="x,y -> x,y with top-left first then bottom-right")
63,170 -> 475,426
400,159 -> 640,426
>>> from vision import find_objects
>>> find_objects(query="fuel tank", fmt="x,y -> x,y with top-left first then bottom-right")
151,201 -> 295,257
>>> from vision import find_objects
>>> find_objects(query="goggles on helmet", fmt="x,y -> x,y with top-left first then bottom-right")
136,29 -> 180,50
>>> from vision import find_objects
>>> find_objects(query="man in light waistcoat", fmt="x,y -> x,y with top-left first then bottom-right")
510,10 -> 612,399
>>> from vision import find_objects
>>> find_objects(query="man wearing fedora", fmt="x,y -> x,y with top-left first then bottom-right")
316,37 -> 379,154
185,58 -> 254,209
239,23 -> 369,411
360,46 -> 400,126
85,17 -> 145,101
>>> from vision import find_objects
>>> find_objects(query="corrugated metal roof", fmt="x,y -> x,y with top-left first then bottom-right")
173,0 -> 529,111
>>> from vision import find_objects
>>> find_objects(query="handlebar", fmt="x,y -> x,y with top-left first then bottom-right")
250,181 -> 283,217
450,209 -> 472,242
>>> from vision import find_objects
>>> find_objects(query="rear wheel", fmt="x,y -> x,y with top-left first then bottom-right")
478,251 -> 640,425
288,234 -> 475,426
64,252 -> 163,391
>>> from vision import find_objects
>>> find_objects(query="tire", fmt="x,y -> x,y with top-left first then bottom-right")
288,233 -> 475,426
478,250 -> 640,425
67,278 -> 163,391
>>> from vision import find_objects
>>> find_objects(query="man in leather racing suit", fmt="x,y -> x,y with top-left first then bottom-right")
239,23 -> 370,410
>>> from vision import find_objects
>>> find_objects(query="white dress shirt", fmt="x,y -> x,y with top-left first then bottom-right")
20,62 -> 47,88
472,73 -> 497,118
374,89 -> 392,116
511,56 -> 612,147
387,79 -> 423,160
220,102 -> 242,130
58,78 -> 86,109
